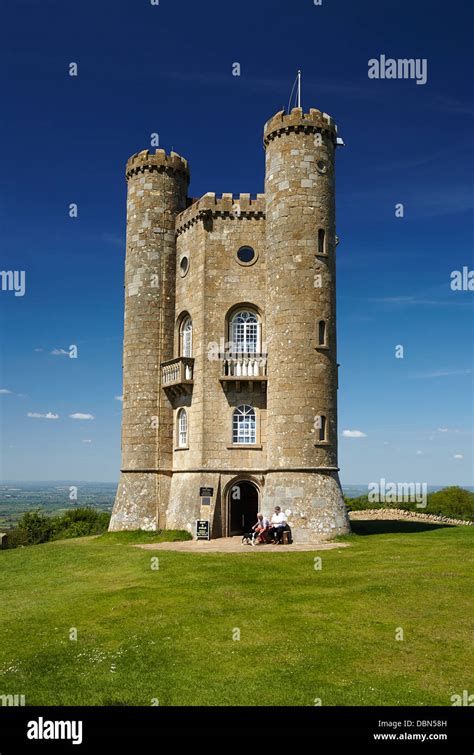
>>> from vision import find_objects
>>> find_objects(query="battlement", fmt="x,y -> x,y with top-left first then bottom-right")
126,149 -> 190,181
263,107 -> 337,147
176,192 -> 265,235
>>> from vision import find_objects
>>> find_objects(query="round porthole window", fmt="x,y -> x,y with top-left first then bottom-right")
236,246 -> 257,266
316,159 -> 328,174
179,256 -> 189,277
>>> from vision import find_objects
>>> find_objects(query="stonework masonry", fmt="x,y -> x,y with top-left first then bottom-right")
110,108 -> 351,542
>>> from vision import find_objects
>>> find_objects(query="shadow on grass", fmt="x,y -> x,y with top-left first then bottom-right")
349,519 -> 453,536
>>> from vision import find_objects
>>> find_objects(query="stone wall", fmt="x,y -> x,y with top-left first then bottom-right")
349,509 -> 473,526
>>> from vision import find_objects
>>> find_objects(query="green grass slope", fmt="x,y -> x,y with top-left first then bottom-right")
0,521 -> 472,706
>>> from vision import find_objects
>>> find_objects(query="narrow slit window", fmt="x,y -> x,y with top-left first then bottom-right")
318,320 -> 326,346
318,228 -> 325,255
319,415 -> 327,442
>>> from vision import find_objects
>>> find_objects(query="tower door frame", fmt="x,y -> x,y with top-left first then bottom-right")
226,477 -> 260,537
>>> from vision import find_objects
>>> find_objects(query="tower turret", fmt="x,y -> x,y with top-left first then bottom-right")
110,148 -> 189,530
263,108 -> 350,540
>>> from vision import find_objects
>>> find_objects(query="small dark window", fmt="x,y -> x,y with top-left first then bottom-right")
318,229 -> 325,255
316,159 -> 328,174
318,320 -> 326,346
236,246 -> 256,264
180,256 -> 189,276
319,415 -> 326,442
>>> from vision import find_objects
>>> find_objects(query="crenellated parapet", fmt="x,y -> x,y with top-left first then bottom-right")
176,191 -> 265,236
263,107 -> 338,147
125,148 -> 190,181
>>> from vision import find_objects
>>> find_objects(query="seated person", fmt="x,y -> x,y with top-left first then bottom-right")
252,512 -> 270,544
268,506 -> 288,544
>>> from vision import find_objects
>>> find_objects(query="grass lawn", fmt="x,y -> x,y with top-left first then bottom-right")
0,521 -> 472,706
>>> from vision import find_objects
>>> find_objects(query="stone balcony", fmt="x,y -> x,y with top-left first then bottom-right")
219,353 -> 268,392
161,357 -> 194,397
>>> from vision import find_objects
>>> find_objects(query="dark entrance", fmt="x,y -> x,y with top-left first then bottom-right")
229,481 -> 259,536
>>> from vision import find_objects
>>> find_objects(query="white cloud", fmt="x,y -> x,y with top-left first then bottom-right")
69,413 -> 95,420
34,348 -> 44,352
437,428 -> 449,432
50,348 -> 69,356
416,450 -> 423,455
342,430 -> 367,438
0,388 -> 12,394
27,412 -> 59,420
102,233 -> 125,248
411,369 -> 473,379
453,454 -> 464,459
114,395 -> 123,402
82,439 -> 92,444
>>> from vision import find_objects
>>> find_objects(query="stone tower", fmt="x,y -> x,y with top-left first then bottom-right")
110,107 -> 350,541
111,150 -> 189,530
263,108 -> 348,540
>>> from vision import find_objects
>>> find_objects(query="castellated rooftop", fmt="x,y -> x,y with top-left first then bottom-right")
125,148 -> 190,180
176,192 -> 266,236
263,107 -> 338,146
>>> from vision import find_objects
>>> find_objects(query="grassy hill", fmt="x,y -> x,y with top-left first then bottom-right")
0,521 -> 472,706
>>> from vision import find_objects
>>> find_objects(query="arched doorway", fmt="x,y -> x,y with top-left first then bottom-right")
228,480 -> 259,536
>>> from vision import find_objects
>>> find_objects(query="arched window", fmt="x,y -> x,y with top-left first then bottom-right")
181,317 -> 192,357
177,409 -> 188,447
318,320 -> 326,346
318,228 -> 326,255
230,310 -> 259,354
232,405 -> 256,444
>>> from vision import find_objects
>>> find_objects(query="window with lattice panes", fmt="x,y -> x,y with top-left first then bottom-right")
232,405 -> 256,444
230,311 -> 259,353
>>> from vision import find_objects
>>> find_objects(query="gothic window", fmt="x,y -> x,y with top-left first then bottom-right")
230,310 -> 259,353
232,405 -> 256,444
178,409 -> 188,447
181,317 -> 193,357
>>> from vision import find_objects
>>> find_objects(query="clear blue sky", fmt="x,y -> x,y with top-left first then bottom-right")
0,0 -> 472,485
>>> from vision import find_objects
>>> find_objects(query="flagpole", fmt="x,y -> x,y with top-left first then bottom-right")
297,70 -> 301,108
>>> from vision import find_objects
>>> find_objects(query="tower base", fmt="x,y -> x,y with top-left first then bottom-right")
262,470 -> 350,543
109,472 -> 169,531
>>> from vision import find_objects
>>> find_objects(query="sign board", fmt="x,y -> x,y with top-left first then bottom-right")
201,497 -> 211,506
200,487 -> 214,497
196,520 -> 210,541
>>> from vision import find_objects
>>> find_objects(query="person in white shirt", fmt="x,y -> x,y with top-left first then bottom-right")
252,512 -> 269,545
268,506 -> 287,544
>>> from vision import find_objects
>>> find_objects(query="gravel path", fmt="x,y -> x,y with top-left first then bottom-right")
134,537 -> 350,553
